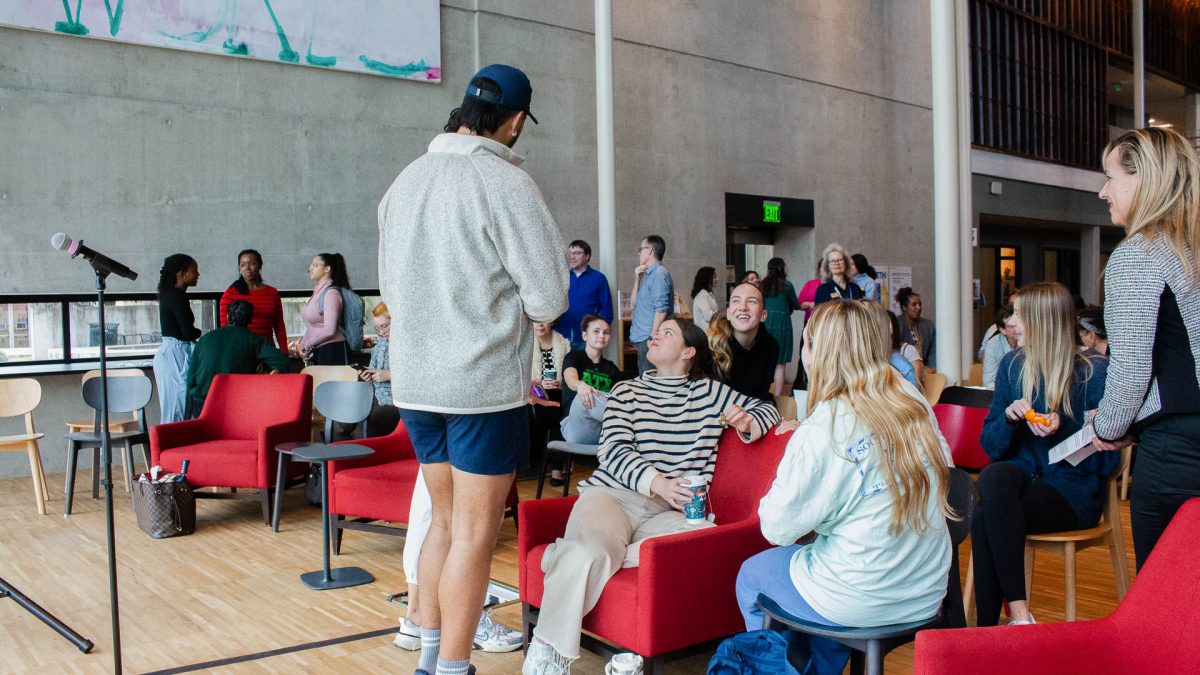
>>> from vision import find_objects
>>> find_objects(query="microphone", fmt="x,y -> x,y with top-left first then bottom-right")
51,233 -> 138,281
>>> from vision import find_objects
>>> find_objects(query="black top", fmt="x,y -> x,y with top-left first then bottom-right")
562,349 -> 623,411
1148,288 -> 1200,425
814,278 -> 864,304
158,287 -> 201,341
725,329 -> 779,402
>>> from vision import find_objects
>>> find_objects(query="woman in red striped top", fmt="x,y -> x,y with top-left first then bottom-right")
219,249 -> 289,355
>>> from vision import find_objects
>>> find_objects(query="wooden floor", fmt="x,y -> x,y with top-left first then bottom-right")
0,466 -> 1136,674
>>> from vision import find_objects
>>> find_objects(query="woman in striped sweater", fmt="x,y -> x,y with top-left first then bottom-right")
523,319 -> 781,675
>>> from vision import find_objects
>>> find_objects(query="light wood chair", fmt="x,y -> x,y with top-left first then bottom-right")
773,394 -> 798,422
1119,444 -> 1134,501
0,378 -> 49,515
964,445 -> 1132,623
300,366 -> 359,440
964,362 -> 984,386
923,372 -> 947,405
1022,445 -> 1132,621
65,369 -> 143,491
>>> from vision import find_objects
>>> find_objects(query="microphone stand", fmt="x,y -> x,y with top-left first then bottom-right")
95,267 -> 124,674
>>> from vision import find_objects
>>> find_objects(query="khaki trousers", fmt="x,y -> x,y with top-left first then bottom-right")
533,486 -> 712,659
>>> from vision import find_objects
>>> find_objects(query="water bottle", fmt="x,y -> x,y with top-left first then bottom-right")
178,459 -> 190,483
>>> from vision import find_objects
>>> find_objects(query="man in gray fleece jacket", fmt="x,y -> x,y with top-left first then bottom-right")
377,64 -> 567,675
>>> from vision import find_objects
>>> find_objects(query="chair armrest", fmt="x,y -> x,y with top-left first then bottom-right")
914,620 -> 1118,675
518,496 -> 578,559
637,518 -> 770,625
149,419 -> 212,461
329,431 -> 416,475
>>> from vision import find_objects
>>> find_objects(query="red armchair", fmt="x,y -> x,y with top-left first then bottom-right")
150,373 -> 312,524
328,422 -> 519,554
914,498 -> 1200,674
933,403 -> 990,470
518,427 -> 790,673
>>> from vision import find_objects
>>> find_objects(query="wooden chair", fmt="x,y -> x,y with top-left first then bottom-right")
964,445 -> 1132,623
773,394 -> 798,422
65,369 -> 143,491
1022,445 -> 1132,621
0,378 -> 49,515
923,372 -> 947,405
964,363 -> 984,386
300,366 -> 359,440
1119,444 -> 1134,501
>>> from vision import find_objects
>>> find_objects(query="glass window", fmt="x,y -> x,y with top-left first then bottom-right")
0,302 -> 63,363
70,300 -> 162,359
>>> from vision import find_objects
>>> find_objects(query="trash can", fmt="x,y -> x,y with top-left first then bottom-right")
89,322 -> 119,346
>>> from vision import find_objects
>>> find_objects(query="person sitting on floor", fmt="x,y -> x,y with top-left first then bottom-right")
736,300 -> 953,675
185,300 -> 290,413
523,318 -> 781,675
559,315 -> 622,446
708,282 -> 779,402
973,282 -> 1116,627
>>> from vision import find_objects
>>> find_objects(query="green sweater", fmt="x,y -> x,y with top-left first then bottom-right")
186,326 -> 291,408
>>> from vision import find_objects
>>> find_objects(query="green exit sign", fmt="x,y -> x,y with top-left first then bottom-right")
762,201 -> 781,223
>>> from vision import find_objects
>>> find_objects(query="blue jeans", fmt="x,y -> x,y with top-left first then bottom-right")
736,545 -> 851,675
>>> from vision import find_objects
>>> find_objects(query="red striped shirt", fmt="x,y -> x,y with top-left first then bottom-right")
219,285 -> 289,353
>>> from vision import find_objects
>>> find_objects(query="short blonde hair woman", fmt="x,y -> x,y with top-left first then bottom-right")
1093,126 -> 1200,569
975,282 -> 1117,627
813,243 -> 864,304
737,300 -> 951,674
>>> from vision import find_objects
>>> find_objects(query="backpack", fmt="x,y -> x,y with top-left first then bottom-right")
707,630 -> 801,675
318,285 -> 366,353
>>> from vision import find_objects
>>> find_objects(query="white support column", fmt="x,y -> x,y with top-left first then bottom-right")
1133,0 -> 1145,127
594,0 -> 617,325
1185,93 -> 1200,147
1081,225 -> 1102,305
932,0 -> 962,384
955,0 -> 974,376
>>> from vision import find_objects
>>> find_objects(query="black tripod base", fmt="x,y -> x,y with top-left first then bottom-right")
0,576 -> 93,653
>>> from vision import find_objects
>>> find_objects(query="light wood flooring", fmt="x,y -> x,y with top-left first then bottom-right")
0,465 -> 1136,674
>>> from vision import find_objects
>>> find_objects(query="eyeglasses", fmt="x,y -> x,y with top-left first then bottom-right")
638,245 -> 651,252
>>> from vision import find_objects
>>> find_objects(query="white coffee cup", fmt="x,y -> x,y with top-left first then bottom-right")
606,652 -> 644,675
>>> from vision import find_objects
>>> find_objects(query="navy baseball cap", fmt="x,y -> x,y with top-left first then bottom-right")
466,64 -> 539,124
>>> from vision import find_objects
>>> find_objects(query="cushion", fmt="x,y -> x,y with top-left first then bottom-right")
158,440 -> 261,488
330,459 -> 420,521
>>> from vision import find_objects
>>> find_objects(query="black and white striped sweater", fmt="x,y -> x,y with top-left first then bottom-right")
1095,231 -> 1200,440
583,373 -> 781,496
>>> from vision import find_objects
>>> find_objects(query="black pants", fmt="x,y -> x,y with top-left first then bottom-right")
1129,413 -> 1200,570
310,341 -> 349,365
971,462 -> 1079,626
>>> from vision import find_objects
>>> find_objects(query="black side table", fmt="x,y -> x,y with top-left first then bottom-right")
283,443 -> 375,590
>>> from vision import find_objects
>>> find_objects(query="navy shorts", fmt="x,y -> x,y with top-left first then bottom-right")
398,406 -> 530,476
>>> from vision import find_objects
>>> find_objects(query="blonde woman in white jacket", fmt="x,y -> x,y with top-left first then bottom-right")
736,300 -> 954,675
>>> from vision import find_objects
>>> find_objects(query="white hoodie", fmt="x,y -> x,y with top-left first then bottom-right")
377,133 -> 568,414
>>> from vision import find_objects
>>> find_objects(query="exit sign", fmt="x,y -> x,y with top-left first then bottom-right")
763,201 -> 781,223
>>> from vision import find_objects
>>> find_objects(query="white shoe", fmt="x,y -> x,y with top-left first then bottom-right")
393,617 -> 421,650
522,638 -> 574,675
1008,614 -> 1037,626
473,609 -> 524,653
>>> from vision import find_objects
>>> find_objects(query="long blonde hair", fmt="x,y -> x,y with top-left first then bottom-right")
1104,127 -> 1200,277
707,313 -> 734,377
1012,282 -> 1089,420
805,301 -> 952,535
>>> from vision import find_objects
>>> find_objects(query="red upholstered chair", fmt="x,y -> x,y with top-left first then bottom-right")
328,423 -> 519,554
518,427 -> 790,674
914,498 -> 1200,675
150,373 -> 312,524
933,403 -> 990,471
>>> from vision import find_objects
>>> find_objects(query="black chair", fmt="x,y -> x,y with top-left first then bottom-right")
758,467 -> 977,675
314,380 -> 374,443
64,375 -> 153,515
937,386 -> 994,409
536,440 -> 599,498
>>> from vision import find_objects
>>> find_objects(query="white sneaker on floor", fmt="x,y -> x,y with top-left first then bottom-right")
473,609 -> 524,653
522,637 -> 574,675
393,617 -> 421,650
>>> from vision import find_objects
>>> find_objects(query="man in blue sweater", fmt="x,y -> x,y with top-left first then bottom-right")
557,240 -> 613,352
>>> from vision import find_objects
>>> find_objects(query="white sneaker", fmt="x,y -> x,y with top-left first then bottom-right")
473,609 -> 524,653
1009,614 -> 1037,626
522,638 -> 574,675
393,617 -> 421,650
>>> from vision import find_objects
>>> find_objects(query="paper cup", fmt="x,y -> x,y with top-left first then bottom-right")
682,475 -> 708,523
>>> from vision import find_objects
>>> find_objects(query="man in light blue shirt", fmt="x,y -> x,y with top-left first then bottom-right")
629,234 -> 673,373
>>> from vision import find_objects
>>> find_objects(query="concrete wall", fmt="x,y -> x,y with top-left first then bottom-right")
0,0 -> 936,479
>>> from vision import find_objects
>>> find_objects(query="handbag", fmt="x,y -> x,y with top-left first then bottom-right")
132,479 -> 196,539
304,464 -> 323,506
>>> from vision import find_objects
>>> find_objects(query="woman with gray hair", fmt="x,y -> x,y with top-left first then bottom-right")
813,243 -> 863,305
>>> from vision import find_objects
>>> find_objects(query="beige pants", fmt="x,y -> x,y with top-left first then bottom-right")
533,486 -> 714,659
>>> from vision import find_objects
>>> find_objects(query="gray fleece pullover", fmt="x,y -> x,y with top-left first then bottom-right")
377,133 -> 568,414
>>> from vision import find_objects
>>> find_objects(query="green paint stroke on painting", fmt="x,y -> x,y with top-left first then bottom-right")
261,0 -> 298,63
223,37 -> 248,55
359,56 -> 430,77
55,0 -> 88,35
103,0 -> 124,37
306,44 -> 336,68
